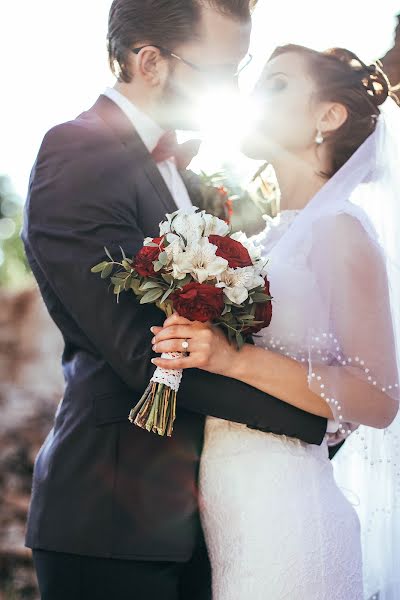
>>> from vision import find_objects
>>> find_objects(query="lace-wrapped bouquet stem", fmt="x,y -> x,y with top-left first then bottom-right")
92,207 -> 273,436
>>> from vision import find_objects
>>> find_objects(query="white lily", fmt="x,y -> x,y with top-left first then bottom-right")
171,211 -> 205,245
216,266 -> 265,304
203,213 -> 230,237
159,206 -> 199,237
174,238 -> 229,284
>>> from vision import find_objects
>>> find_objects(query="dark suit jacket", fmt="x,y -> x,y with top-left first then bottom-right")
22,95 -> 327,561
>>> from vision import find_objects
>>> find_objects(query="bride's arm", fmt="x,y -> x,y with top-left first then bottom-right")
152,215 -> 399,430
151,317 -> 334,419
152,312 -> 395,427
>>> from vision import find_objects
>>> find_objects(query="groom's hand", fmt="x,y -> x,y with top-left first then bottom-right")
151,313 -> 236,376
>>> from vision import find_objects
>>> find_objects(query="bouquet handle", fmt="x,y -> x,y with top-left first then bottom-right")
129,353 -> 183,436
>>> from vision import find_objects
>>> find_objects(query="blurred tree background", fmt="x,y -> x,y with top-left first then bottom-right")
0,177 -> 30,289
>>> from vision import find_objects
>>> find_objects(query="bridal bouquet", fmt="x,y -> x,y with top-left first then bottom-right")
91,207 -> 272,436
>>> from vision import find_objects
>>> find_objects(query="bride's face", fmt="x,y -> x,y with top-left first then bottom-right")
241,52 -> 320,161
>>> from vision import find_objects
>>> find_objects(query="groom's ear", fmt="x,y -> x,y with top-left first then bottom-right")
135,47 -> 169,87
317,102 -> 348,136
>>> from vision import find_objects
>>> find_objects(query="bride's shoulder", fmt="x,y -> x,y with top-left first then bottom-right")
313,206 -> 381,263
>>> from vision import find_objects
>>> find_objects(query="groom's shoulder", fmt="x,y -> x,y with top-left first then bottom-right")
39,111 -> 112,160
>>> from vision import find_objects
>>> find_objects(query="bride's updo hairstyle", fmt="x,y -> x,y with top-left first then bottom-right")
270,45 -> 398,176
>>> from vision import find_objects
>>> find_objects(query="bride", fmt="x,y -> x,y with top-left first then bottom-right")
151,45 -> 400,599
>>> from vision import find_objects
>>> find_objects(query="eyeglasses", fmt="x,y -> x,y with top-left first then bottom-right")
132,46 -> 253,79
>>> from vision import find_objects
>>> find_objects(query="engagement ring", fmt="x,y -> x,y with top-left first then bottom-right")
182,339 -> 190,356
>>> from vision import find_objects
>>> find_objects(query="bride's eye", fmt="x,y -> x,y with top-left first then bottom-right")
265,77 -> 287,93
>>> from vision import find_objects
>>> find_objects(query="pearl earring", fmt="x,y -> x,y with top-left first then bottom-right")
315,130 -> 324,145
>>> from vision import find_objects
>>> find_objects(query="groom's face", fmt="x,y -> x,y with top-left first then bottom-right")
155,6 -> 252,130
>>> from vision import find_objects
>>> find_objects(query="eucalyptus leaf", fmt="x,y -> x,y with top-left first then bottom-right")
158,252 -> 169,266
130,279 -> 141,294
221,304 -> 232,316
153,261 -> 163,273
124,275 -> 133,291
252,294 -> 271,303
122,259 -> 133,271
177,275 -> 192,288
160,287 -> 174,305
140,281 -> 162,291
120,246 -> 127,260
91,261 -> 109,273
101,263 -> 114,279
140,288 -> 164,304
111,276 -> 124,285
104,246 -> 114,261
161,273 -> 174,285
235,331 -> 245,350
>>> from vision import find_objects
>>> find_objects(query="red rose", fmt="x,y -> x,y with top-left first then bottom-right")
171,282 -> 225,322
250,278 -> 273,333
208,235 -> 252,268
134,237 -> 164,277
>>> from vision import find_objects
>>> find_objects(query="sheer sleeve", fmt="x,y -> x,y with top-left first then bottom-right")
306,210 -> 399,434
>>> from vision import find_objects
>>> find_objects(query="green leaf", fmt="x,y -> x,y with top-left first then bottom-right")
111,276 -> 123,285
104,246 -> 114,261
153,261 -> 163,273
177,274 -> 192,288
140,288 -> 164,304
120,246 -> 127,260
110,272 -> 127,284
130,279 -> 141,294
252,293 -> 271,303
221,304 -> 232,316
158,251 -> 169,266
122,259 -> 133,271
161,273 -> 174,285
101,263 -> 114,279
140,281 -> 162,291
160,287 -> 174,305
91,261 -> 109,273
124,275 -> 133,291
113,285 -> 122,295
235,331 -> 245,350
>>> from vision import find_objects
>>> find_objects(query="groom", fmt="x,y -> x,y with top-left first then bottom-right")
22,1 -> 329,599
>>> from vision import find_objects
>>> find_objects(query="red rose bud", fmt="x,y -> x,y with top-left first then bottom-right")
208,235 -> 252,268
171,282 -> 225,322
133,237 -> 165,277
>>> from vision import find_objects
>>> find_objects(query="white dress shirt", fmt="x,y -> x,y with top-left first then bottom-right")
103,87 -> 192,211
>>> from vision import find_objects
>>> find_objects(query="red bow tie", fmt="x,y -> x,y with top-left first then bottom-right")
151,131 -> 201,170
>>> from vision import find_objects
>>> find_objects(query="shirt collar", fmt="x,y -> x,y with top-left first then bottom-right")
103,87 -> 164,153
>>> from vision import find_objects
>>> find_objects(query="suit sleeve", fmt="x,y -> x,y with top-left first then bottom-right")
25,122 -> 162,393
25,122 -> 327,445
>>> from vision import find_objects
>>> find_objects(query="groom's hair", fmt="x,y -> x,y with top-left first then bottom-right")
107,0 -> 258,83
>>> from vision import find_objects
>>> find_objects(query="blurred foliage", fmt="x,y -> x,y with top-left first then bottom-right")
0,176 -> 31,288
198,163 -> 279,237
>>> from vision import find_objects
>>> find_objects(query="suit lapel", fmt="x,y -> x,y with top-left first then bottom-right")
142,156 -> 178,214
90,95 -> 177,215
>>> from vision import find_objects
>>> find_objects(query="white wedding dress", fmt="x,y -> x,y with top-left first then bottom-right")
199,211 -> 364,600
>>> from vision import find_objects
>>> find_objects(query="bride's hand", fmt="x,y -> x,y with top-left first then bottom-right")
150,313 -> 237,376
